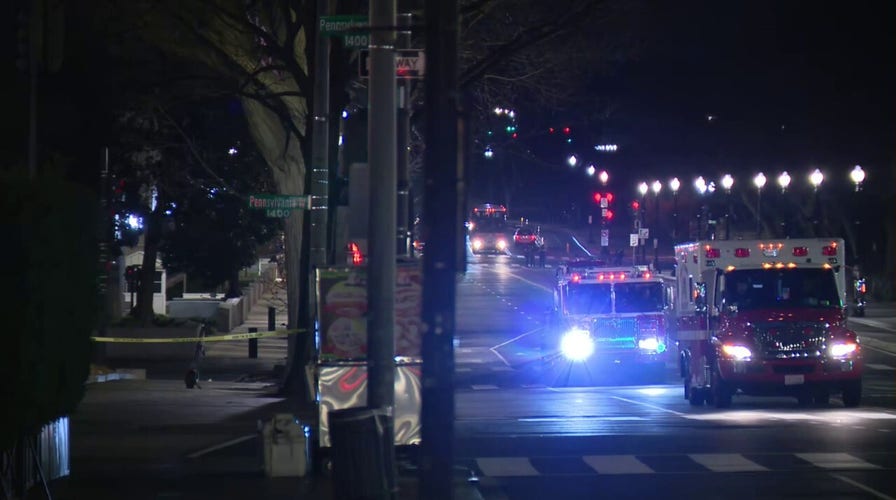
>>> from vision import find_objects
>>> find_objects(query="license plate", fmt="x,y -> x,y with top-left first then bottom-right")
784,374 -> 805,386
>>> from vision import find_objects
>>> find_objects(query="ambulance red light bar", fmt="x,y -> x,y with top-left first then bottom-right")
822,243 -> 838,256
734,248 -> 750,258
704,246 -> 721,258
571,273 -> 582,283
792,247 -> 808,257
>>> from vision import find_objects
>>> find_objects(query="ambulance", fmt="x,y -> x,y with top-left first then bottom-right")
672,238 -> 863,408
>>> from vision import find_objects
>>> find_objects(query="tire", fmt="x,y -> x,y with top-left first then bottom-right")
688,386 -> 706,406
711,365 -> 732,408
842,380 -> 862,408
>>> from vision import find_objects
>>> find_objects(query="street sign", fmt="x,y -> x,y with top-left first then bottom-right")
630,234 -> 639,247
639,227 -> 649,240
249,194 -> 311,218
359,49 -> 425,79
600,229 -> 609,247
319,15 -> 369,48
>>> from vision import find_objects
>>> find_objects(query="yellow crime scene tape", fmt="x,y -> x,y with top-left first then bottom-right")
90,329 -> 303,343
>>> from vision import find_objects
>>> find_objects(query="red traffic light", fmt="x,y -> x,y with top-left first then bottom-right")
593,192 -> 614,204
631,200 -> 640,211
593,192 -> 601,203
562,126 -> 571,135
605,192 -> 614,203
604,209 -> 614,220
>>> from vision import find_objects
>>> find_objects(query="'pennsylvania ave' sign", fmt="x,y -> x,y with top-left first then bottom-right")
248,194 -> 311,218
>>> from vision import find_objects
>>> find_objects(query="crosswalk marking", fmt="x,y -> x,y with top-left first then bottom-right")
582,455 -> 654,474
477,457 -> 539,477
471,384 -> 499,390
796,452 -> 881,470
689,453 -> 768,472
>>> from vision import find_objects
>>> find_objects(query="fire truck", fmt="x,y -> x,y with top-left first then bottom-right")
672,238 -> 863,408
468,204 -> 510,255
545,264 -> 672,380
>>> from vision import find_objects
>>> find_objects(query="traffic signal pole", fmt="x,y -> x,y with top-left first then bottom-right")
421,0 -> 459,497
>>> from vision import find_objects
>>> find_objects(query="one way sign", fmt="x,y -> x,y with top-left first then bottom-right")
359,49 -> 425,79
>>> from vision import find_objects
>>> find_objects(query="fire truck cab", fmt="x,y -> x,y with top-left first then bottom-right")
672,238 -> 863,408
546,265 -> 672,380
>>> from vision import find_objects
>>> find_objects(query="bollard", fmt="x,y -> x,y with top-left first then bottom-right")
268,306 -> 276,332
248,327 -> 258,358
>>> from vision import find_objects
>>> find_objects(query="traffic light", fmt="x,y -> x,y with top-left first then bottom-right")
631,200 -> 640,213
562,126 -> 571,135
604,209 -> 614,221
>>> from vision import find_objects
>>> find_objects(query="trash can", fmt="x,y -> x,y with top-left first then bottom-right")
328,406 -> 395,500
261,413 -> 311,477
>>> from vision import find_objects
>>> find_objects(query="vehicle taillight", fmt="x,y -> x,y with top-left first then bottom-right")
734,248 -> 750,258
571,273 -> 581,283
792,247 -> 808,257
642,272 -> 651,279
705,247 -> 721,258
822,244 -> 838,256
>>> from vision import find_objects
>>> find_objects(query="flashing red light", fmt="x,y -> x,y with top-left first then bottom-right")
605,193 -> 614,203
734,248 -> 750,258
347,242 -> 364,266
593,192 -> 602,203
822,244 -> 838,256
792,247 -> 808,257
631,201 -> 640,211
705,247 -> 721,259
604,209 -> 614,220
549,127 -> 555,134
598,273 -> 606,281
618,273 -> 626,280
562,126 -> 571,135
642,272 -> 651,279
571,273 -> 582,283
511,132 -> 518,139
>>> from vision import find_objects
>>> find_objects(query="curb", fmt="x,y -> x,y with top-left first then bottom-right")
86,368 -> 147,384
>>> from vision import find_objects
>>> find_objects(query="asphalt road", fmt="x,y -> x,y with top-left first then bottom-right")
455,251 -> 896,500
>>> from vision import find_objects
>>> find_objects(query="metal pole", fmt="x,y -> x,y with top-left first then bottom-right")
756,189 -> 762,238
368,0 -> 397,494
310,0 -> 331,276
248,327 -> 258,358
396,12 -> 413,258
421,0 -> 458,497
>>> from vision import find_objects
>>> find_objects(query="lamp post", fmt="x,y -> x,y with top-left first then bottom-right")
850,165 -> 865,192
669,177 -> 680,241
849,165 -> 866,264
777,171 -> 791,237
651,180 -> 661,268
753,172 -> 766,237
721,174 -> 733,239
809,168 -> 824,234
695,176 -> 707,239
638,181 -> 648,264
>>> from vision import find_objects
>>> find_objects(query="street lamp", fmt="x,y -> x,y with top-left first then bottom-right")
850,165 -> 865,191
753,172 -> 766,237
599,170 -> 609,185
669,178 -> 680,240
567,154 -> 578,167
809,168 -> 824,233
777,171 -> 791,193
586,164 -> 596,176
809,168 -> 824,191
721,174 -> 733,239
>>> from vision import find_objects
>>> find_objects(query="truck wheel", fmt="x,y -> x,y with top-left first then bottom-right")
842,380 -> 862,408
711,366 -> 732,408
688,386 -> 705,406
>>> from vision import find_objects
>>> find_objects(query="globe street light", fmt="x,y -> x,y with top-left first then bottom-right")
809,168 -> 824,191
809,168 -> 824,233
850,165 -> 865,191
586,164 -> 596,176
753,172 -> 766,237
567,154 -> 578,167
669,177 -> 680,240
721,174 -> 734,239
777,171 -> 791,193
599,170 -> 609,185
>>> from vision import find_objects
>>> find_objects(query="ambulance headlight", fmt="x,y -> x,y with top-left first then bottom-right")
560,327 -> 595,361
829,342 -> 858,358
472,238 -> 483,250
638,337 -> 662,352
722,344 -> 752,361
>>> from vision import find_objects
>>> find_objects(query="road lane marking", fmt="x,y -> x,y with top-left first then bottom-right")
186,434 -> 256,459
866,363 -> 895,371
610,395 -> 686,417
517,416 -> 645,422
476,457 -> 539,477
471,385 -> 499,390
689,453 -> 768,472
831,474 -> 896,500
796,452 -> 881,470
582,455 -> 654,474
850,317 -> 896,332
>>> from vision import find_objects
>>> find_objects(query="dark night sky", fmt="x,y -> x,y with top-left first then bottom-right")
592,1 -> 895,185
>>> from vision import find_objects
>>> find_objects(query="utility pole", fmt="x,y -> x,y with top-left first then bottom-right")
310,0 -> 331,269
396,10 -> 413,258
421,0 -> 458,497
367,0 -> 398,495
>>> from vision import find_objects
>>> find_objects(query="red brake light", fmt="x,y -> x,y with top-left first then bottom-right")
642,272 -> 651,279
822,244 -> 838,256
734,248 -> 750,258
571,273 -> 581,283
705,247 -> 721,258
792,247 -> 808,257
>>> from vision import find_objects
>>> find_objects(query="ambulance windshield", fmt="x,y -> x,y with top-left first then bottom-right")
724,268 -> 841,310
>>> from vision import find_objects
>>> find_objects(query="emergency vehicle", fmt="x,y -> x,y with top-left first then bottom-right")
468,204 -> 510,255
672,238 -> 863,408
545,264 -> 671,379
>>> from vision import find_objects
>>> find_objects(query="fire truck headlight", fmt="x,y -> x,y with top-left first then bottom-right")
638,337 -> 665,352
472,238 -> 483,250
560,328 -> 595,361
722,344 -> 752,360
496,239 -> 507,250
829,342 -> 858,358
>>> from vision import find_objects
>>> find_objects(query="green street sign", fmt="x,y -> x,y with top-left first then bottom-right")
249,194 -> 311,218
319,15 -> 369,48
